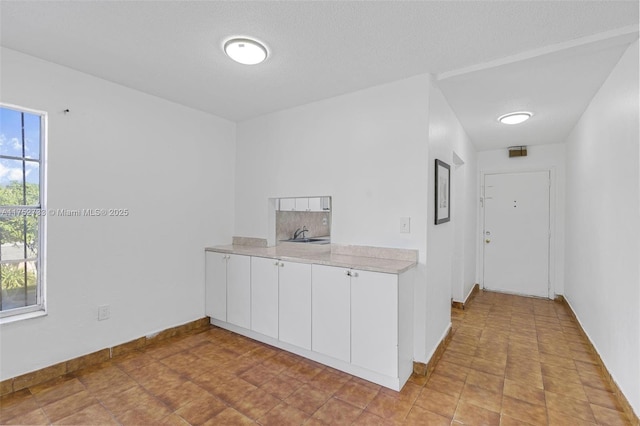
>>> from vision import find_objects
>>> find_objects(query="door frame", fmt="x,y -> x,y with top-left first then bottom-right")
478,167 -> 557,299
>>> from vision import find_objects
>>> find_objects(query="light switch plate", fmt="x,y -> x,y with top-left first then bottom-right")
400,217 -> 410,233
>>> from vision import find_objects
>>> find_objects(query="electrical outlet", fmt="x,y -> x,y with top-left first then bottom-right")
98,305 -> 110,321
400,217 -> 410,233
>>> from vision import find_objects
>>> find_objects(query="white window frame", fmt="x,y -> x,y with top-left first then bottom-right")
0,103 -> 47,323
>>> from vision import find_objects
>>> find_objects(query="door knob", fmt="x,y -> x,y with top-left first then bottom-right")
485,239 -> 491,244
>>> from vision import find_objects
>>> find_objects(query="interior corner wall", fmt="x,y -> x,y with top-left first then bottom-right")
0,48 -> 236,380
564,40 -> 639,415
477,144 -> 566,296
234,75 -> 435,363
427,78 -> 478,350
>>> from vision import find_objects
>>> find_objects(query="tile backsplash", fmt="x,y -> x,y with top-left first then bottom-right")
276,211 -> 331,242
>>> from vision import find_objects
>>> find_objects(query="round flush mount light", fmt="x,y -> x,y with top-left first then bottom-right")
223,37 -> 268,65
498,111 -> 533,125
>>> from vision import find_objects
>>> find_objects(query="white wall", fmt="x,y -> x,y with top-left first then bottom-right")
0,48 -> 236,380
235,76 -> 430,249
564,40 -> 639,415
235,75 -> 440,362
427,80 -> 477,335
477,144 -> 566,296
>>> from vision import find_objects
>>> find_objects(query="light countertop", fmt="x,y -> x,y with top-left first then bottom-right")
205,242 -> 418,274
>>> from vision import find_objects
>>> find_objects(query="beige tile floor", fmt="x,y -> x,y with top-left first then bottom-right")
0,290 -> 633,425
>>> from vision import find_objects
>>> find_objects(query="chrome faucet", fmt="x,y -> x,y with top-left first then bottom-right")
293,226 -> 309,239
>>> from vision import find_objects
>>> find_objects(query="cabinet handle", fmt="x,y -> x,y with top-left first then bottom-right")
351,272 -> 359,278
274,261 -> 279,266
345,270 -> 351,276
279,262 -> 285,267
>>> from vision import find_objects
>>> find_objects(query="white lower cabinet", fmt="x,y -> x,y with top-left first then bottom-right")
311,265 -> 400,376
279,261 -> 312,349
311,264 -> 351,363
205,252 -> 251,328
205,249 -> 413,390
351,270 -> 398,377
251,257 -> 280,339
205,251 -> 228,322
225,254 -> 251,329
251,258 -> 312,344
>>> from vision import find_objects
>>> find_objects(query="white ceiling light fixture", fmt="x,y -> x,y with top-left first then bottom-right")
498,111 -> 533,125
224,37 -> 268,65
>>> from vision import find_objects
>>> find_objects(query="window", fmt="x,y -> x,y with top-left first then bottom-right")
0,104 -> 46,319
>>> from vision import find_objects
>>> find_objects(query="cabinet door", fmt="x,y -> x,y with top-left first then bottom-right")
251,257 -> 279,339
279,261 -> 312,349
294,197 -> 309,211
351,270 -> 398,376
321,197 -> 330,211
307,197 -> 322,212
279,198 -> 295,211
312,265 -> 350,362
205,252 -> 227,321
226,254 -> 251,328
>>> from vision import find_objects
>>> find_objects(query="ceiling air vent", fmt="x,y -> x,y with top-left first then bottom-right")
508,146 -> 527,158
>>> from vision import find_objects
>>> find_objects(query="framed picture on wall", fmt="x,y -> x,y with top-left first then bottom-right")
435,159 -> 451,224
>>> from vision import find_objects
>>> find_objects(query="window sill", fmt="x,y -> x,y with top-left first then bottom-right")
0,309 -> 47,325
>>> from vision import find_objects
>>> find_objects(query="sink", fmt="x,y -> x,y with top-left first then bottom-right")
284,237 -> 330,244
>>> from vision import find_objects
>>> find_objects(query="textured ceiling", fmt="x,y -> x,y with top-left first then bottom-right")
0,1 -> 638,149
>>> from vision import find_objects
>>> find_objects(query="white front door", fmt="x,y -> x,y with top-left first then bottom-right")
483,171 -> 550,298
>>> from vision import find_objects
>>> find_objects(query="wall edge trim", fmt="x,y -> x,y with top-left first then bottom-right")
0,317 -> 210,397
413,324 -> 453,378
452,283 -> 480,310
560,297 -> 639,425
